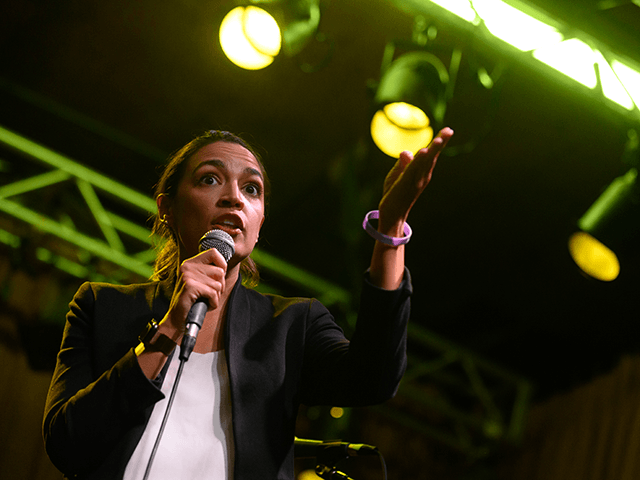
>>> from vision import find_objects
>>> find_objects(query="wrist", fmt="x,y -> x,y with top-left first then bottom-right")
377,219 -> 406,238
363,210 -> 412,246
137,319 -> 177,356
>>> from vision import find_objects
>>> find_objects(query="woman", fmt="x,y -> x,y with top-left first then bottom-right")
43,128 -> 453,479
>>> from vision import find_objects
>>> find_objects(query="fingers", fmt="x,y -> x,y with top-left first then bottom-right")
192,247 -> 229,268
414,127 -> 454,159
180,264 -> 225,307
394,128 -> 453,190
163,249 -> 229,331
399,150 -> 414,165
180,250 -> 227,307
437,126 -> 454,142
383,151 -> 413,196
386,127 -> 453,194
378,127 -> 454,222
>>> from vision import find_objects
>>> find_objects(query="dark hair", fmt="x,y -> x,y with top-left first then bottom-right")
151,130 -> 270,287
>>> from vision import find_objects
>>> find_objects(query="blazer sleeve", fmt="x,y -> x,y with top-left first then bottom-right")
299,268 -> 412,406
42,282 -> 165,476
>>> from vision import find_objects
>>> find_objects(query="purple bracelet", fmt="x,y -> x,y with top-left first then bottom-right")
362,210 -> 412,246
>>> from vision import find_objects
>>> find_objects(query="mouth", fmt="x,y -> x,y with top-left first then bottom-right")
212,215 -> 243,234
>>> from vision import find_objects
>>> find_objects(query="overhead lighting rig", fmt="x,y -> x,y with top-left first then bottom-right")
394,0 -> 640,120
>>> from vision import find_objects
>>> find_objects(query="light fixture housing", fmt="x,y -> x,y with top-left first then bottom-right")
569,167 -> 640,281
371,50 -> 449,158
219,0 -> 320,70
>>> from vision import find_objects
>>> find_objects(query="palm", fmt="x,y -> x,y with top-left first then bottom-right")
379,128 -> 453,228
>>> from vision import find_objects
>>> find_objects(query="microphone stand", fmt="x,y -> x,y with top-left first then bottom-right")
313,444 -> 354,480
315,464 -> 355,480
304,441 -> 388,480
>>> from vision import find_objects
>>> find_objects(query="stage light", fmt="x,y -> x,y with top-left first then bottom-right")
430,0 -> 477,22
472,0 -> 563,52
219,6 -> 281,70
596,52 -> 635,110
219,0 -> 320,70
533,39 -> 598,89
612,60 -> 640,109
329,407 -> 344,419
569,168 -> 640,281
371,51 -> 449,158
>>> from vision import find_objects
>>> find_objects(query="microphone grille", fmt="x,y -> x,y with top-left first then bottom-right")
199,229 -> 235,263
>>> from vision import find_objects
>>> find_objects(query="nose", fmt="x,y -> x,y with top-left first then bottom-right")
217,181 -> 244,209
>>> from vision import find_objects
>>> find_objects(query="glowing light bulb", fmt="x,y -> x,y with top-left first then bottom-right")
329,407 -> 344,418
219,6 -> 281,70
568,232 -> 620,281
371,102 -> 434,158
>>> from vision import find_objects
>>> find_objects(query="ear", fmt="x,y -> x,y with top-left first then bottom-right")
156,194 -> 173,227
256,214 -> 265,242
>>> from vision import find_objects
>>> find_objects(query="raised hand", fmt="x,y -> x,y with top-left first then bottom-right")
378,127 -> 454,234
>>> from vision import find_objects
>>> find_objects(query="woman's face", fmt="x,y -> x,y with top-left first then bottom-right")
162,141 -> 266,266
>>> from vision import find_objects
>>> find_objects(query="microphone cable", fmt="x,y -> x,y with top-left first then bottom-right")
377,449 -> 388,480
142,356 -> 186,480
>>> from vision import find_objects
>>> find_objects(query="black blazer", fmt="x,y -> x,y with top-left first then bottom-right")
43,271 -> 412,479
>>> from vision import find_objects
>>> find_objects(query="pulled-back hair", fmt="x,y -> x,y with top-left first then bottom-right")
151,130 -> 270,287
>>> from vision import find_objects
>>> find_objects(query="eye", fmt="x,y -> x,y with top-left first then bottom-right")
200,174 -> 219,186
244,183 -> 262,197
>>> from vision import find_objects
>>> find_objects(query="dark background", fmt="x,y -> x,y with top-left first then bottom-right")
1,0 -> 639,402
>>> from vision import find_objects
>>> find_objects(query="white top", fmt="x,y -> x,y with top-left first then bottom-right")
124,350 -> 234,480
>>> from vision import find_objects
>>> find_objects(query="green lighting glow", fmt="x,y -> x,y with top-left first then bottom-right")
612,60 -> 640,110
0,228 -> 20,248
595,52 -> 634,110
533,39 -> 597,88
472,0 -> 563,51
578,168 -> 638,232
430,0 -> 478,22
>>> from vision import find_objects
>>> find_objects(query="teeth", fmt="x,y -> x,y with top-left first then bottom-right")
220,220 -> 237,228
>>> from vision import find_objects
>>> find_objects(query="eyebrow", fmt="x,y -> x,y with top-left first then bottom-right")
193,159 -> 263,181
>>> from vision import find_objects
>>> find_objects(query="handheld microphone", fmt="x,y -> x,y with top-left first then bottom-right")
179,229 -> 234,361
293,437 -> 378,459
